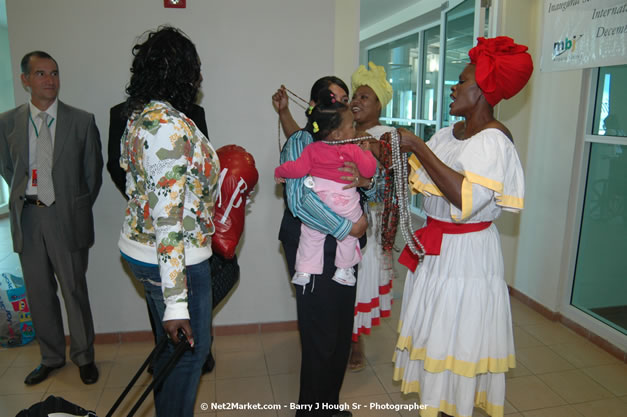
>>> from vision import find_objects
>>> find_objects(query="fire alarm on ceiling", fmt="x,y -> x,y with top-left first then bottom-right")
164,0 -> 186,8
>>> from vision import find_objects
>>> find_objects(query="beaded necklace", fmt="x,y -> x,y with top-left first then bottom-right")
277,88 -> 309,156
387,129 -> 425,260
320,136 -> 373,145
322,129 -> 426,263
378,140 -> 398,256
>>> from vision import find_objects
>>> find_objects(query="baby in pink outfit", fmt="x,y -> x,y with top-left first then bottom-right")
275,90 -> 377,287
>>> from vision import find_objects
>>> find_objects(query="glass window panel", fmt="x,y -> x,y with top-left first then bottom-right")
421,26 -> 440,121
442,0 -> 475,128
592,65 -> 627,137
411,193 -> 427,218
368,34 -> 419,121
572,142 -> 627,335
418,122 -> 437,142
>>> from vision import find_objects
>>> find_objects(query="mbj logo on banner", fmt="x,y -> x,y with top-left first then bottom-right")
541,0 -> 627,72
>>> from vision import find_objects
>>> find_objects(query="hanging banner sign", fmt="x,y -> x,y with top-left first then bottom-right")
541,0 -> 627,72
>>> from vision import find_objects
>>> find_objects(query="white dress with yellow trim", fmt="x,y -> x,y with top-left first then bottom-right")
353,125 -> 396,341
393,126 -> 524,417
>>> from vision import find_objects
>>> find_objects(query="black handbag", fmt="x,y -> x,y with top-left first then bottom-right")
16,395 -> 97,416
210,253 -> 240,307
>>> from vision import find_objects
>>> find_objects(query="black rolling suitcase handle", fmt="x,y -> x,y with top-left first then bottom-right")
106,330 -> 191,417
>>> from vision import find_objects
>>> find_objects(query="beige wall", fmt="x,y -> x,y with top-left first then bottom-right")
499,0 -> 585,312
6,0 -> 355,333
493,0 -> 540,287
334,0 -> 360,91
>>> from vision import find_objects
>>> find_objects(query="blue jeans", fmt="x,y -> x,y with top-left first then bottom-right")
125,258 -> 212,417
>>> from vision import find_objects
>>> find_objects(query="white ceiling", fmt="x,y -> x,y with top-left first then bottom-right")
1,1 -> 418,32
360,0 -> 422,29
0,2 -> 433,35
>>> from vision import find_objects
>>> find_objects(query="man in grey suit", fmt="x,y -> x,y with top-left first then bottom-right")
0,51 -> 102,385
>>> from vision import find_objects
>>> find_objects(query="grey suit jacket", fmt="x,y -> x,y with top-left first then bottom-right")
0,101 -> 103,253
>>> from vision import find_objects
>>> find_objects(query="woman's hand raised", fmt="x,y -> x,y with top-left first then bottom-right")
272,85 -> 289,114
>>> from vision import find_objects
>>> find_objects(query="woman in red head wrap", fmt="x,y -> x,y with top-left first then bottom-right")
391,37 -> 532,417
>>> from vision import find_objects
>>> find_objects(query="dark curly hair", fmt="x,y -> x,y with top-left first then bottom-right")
124,26 -> 201,118
306,88 -> 350,141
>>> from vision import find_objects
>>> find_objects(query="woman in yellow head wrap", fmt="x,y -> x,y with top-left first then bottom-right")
351,62 -> 393,133
347,62 -> 396,371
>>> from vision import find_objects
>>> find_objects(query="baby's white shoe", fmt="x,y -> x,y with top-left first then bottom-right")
332,268 -> 356,286
292,272 -> 311,286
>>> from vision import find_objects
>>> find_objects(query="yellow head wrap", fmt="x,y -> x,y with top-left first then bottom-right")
351,62 -> 393,108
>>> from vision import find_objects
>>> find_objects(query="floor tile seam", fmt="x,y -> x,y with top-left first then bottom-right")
536,372 -> 620,400
267,372 -> 286,407
516,364 -> 577,376
506,374 -> 570,407
369,364 -> 394,394
265,369 -> 299,377
213,371 -> 273,381
545,343 -> 619,368
540,345 -> 596,369
514,348 -> 577,371
0,391 -> 45,399
263,350 -> 272,380
575,367 -> 627,397
101,381 -> 152,389
516,323 -> 583,341
0,353 -> 20,368
579,362 -> 627,380
515,404 -> 585,416
510,294 -> 626,362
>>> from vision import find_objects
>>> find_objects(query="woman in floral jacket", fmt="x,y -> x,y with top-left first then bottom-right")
117,26 -> 219,417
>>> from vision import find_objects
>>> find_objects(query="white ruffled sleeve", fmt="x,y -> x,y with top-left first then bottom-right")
408,128 -> 524,222
451,129 -> 525,221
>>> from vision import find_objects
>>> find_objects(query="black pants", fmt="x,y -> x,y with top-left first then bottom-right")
282,233 -> 357,417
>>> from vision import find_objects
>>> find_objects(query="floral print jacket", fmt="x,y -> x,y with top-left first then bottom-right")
118,100 -> 220,321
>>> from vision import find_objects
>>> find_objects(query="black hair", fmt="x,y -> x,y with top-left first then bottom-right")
124,26 -> 201,118
309,76 -> 349,102
20,51 -> 57,74
306,88 -> 350,141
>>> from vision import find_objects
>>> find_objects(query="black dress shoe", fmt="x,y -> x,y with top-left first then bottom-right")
201,352 -> 215,375
79,362 -> 99,384
24,363 -> 64,385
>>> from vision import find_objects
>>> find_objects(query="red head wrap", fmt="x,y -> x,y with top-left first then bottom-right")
468,36 -> 533,107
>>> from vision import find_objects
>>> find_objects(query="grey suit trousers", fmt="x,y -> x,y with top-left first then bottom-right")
19,203 -> 95,367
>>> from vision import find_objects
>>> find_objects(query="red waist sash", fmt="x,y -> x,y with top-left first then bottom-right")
398,217 -> 492,272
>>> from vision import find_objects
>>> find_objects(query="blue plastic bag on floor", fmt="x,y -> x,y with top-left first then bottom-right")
0,272 -> 35,347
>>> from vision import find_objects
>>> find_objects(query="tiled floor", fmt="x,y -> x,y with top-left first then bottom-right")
1,297 -> 626,417
1,212 -> 626,416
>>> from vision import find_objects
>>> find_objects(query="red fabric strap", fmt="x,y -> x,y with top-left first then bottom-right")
398,217 -> 492,272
